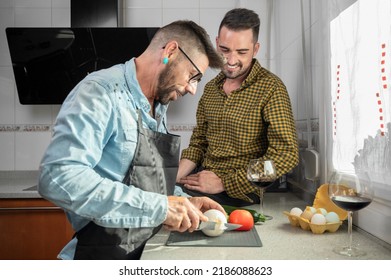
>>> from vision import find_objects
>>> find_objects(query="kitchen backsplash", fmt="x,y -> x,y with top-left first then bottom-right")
0,125 -> 51,132
0,118 -> 319,171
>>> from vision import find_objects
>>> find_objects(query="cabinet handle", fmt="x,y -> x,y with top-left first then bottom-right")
0,206 -> 62,211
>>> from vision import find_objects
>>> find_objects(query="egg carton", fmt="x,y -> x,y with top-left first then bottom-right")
283,211 -> 343,234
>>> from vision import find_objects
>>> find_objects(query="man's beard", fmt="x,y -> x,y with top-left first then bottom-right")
156,64 -> 179,105
222,61 -> 251,80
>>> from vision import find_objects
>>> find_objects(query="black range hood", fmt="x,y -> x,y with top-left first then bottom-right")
6,27 -> 158,105
6,0 -> 158,105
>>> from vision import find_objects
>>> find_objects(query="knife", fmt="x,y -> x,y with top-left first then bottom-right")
196,221 -> 242,231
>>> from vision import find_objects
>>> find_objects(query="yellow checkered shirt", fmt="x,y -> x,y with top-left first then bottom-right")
181,60 -> 299,202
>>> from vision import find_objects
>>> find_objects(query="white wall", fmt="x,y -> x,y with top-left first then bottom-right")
0,0 -> 310,171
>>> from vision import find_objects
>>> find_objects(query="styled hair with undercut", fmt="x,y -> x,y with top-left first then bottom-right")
150,20 -> 223,69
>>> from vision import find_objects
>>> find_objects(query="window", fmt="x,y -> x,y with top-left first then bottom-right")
329,0 -> 391,244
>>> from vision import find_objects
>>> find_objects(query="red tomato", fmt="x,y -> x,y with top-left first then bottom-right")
228,209 -> 254,231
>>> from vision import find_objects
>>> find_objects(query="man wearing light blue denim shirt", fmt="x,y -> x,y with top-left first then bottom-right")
38,20 -> 224,259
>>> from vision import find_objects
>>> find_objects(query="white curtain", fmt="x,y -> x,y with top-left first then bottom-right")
329,0 -> 390,189
325,0 -> 391,243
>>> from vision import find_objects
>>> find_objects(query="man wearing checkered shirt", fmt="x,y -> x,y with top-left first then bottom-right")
177,8 -> 299,206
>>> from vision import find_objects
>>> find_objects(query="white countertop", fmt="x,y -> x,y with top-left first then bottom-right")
0,171 -> 40,198
141,192 -> 391,260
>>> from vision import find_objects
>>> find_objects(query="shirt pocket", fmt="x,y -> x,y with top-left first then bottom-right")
120,127 -> 138,173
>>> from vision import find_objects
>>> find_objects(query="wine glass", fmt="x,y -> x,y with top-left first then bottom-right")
328,170 -> 373,257
247,159 -> 277,220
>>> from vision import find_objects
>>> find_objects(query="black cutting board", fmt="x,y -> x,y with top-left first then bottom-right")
166,227 -> 262,247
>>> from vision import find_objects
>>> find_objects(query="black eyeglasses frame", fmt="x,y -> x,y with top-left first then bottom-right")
178,46 -> 203,84
162,46 -> 203,84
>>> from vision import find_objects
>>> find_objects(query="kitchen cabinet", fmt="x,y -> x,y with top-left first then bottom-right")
0,198 -> 74,260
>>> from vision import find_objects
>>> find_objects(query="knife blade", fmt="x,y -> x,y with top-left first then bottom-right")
197,221 -> 242,231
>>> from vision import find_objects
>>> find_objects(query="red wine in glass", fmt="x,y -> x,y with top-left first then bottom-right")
247,159 -> 277,220
331,195 -> 372,211
328,170 -> 373,257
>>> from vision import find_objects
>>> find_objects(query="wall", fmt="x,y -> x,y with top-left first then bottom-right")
0,0 -> 67,171
0,0 -> 312,173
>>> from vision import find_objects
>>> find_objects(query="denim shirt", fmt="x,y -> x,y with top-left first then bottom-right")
38,58 -> 187,259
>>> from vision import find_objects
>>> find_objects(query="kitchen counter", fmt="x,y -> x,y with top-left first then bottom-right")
141,192 -> 391,260
0,171 -> 40,198
2,171 -> 390,260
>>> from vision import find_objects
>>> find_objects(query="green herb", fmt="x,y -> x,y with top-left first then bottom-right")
222,204 -> 266,223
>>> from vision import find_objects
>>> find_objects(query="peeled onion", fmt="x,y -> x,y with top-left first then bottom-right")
201,209 -> 227,237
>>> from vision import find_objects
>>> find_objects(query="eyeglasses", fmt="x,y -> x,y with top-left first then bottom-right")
178,46 -> 203,85
162,46 -> 203,85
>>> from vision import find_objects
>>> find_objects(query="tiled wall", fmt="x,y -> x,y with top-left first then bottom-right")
0,0 -> 318,170
0,0 -> 69,171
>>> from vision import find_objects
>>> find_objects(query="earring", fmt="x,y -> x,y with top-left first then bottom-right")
163,57 -> 169,64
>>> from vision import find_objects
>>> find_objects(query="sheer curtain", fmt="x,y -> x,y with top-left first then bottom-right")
329,0 -> 390,186
268,0 -> 390,244
324,0 -> 390,243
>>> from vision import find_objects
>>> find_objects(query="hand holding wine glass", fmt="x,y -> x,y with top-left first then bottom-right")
328,170 -> 373,257
247,159 -> 277,220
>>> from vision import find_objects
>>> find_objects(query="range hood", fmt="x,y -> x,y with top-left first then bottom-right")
6,0 -> 156,105
6,27 -> 158,104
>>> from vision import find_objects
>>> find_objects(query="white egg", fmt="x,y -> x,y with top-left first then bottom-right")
290,207 -> 303,217
306,206 -> 317,214
325,211 -> 340,223
201,209 -> 227,237
311,213 -> 326,225
316,208 -> 328,215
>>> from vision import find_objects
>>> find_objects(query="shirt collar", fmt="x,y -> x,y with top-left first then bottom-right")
214,59 -> 264,89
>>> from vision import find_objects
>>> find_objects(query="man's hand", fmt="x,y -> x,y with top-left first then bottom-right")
163,196 -> 226,232
178,170 -> 225,194
187,196 -> 226,214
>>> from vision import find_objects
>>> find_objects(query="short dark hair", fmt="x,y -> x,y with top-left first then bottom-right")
151,20 -> 223,69
218,8 -> 260,43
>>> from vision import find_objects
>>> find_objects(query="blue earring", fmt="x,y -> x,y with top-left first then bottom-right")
163,57 -> 169,64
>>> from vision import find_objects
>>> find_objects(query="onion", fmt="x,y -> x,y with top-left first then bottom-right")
201,209 -> 227,237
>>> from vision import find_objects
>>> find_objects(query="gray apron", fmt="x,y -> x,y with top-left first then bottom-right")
74,110 -> 180,259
